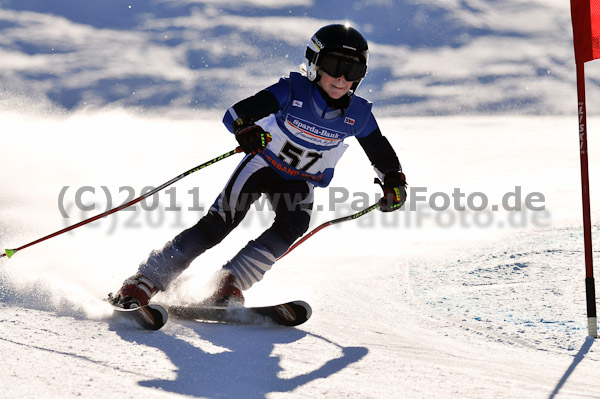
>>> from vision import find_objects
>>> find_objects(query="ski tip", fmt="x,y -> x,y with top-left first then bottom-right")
291,300 -> 312,320
111,303 -> 168,330
149,304 -> 169,325
4,249 -> 15,259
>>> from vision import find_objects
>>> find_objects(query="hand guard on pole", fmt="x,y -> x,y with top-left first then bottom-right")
234,118 -> 272,155
379,171 -> 407,212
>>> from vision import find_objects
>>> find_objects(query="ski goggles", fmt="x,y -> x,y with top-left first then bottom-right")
317,53 -> 367,82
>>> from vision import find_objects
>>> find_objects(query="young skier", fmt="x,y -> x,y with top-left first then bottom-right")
110,24 -> 407,309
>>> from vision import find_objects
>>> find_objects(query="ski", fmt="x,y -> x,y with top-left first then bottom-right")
163,300 -> 312,327
111,303 -> 168,331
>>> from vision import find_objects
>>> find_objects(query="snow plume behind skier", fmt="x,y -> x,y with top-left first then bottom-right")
110,24 -> 407,309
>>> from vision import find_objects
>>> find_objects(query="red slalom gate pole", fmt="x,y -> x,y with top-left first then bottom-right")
1,147 -> 242,260
576,62 -> 598,338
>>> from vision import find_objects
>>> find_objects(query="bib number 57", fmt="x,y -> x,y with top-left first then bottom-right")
278,141 -> 323,172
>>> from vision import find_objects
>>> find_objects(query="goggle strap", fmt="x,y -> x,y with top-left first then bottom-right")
305,48 -> 318,64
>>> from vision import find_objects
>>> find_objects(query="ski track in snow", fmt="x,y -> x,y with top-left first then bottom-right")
1,112 -> 600,398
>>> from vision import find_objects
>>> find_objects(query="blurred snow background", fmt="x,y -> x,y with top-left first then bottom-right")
0,0 -> 594,116
1,1 -> 600,398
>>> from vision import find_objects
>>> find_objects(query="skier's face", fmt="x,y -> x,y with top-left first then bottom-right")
317,71 -> 353,99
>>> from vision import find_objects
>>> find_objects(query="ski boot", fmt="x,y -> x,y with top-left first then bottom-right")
207,271 -> 245,307
109,272 -> 158,309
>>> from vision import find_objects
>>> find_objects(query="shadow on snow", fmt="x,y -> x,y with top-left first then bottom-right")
548,336 -> 595,399
112,319 -> 368,399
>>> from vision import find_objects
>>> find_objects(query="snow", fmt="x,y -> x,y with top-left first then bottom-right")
1,0 -> 600,398
0,0 -> 599,115
1,111 -> 599,398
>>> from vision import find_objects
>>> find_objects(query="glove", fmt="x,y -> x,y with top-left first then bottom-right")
233,118 -> 272,154
379,171 -> 407,212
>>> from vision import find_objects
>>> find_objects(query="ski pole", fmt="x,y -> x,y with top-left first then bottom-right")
279,178 -> 387,260
278,201 -> 380,260
1,147 -> 243,259
279,178 -> 391,260
278,202 -> 380,259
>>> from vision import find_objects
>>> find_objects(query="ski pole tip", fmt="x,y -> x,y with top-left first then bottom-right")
4,249 -> 15,259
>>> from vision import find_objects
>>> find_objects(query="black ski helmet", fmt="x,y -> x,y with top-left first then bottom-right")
304,24 -> 369,93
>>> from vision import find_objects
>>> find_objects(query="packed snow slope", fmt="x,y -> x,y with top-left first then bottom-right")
0,111 -> 599,398
2,1 -> 600,398
1,0 -> 599,115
